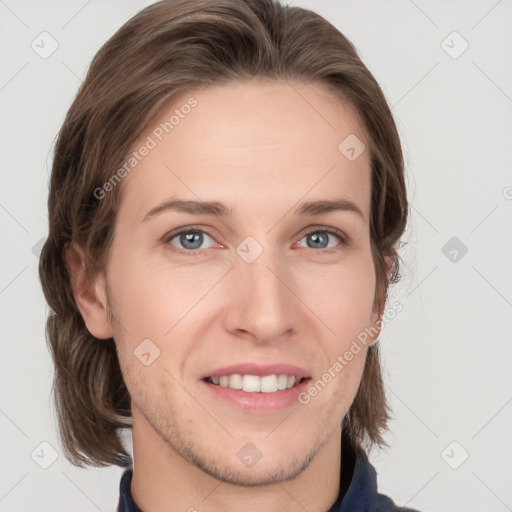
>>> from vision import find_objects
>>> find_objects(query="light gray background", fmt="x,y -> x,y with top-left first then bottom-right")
1,1 -> 511,511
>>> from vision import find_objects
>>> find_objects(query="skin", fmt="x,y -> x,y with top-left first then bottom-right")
67,79 -> 388,512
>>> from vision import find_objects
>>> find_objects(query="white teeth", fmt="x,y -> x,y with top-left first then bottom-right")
208,373 -> 301,393
228,374 -> 243,389
277,374 -> 288,390
242,375 -> 261,392
260,375 -> 278,393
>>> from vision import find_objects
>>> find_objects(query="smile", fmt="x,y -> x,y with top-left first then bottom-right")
205,374 -> 304,393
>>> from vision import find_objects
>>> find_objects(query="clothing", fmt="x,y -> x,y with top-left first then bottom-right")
117,434 -> 420,512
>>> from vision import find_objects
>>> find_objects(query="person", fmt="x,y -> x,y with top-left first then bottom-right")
38,0 -> 417,510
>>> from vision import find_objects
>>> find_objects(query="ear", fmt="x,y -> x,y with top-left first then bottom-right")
368,254 -> 393,347
64,242 -> 113,339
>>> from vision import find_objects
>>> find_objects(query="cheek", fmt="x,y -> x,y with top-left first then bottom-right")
299,252 -> 377,337
108,233 -> 377,355
108,253 -> 202,330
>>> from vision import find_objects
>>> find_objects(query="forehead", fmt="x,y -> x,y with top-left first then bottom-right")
117,79 -> 372,224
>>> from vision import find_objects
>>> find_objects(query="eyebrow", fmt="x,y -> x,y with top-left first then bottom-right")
142,198 -> 364,222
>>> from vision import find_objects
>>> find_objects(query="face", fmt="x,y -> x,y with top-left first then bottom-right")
91,80 -> 383,485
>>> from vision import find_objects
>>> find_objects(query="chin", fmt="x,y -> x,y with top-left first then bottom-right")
189,449 -> 317,487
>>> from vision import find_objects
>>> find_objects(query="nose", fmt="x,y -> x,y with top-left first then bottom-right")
222,243 -> 296,344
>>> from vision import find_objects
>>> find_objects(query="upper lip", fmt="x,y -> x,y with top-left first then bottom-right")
202,363 -> 310,380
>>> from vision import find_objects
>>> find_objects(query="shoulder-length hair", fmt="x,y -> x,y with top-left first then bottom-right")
39,0 -> 407,468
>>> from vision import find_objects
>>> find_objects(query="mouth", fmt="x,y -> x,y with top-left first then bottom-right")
203,373 -> 309,393
200,363 -> 311,413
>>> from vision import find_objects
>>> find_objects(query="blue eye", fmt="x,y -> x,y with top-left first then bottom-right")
163,226 -> 349,256
298,230 -> 343,251
166,229 -> 215,253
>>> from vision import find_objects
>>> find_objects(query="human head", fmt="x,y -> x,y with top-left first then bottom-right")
39,0 -> 407,469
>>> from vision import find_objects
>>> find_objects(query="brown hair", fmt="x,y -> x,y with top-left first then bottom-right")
39,0 -> 407,468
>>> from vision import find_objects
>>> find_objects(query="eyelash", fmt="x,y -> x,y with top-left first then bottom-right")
162,225 -> 350,256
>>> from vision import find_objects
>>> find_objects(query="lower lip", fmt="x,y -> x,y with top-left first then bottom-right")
201,378 -> 311,414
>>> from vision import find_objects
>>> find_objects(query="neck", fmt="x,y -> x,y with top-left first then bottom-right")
130,409 -> 344,512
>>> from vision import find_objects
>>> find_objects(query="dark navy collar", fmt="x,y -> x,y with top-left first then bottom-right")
118,466 -> 142,512
117,435 -> 419,512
